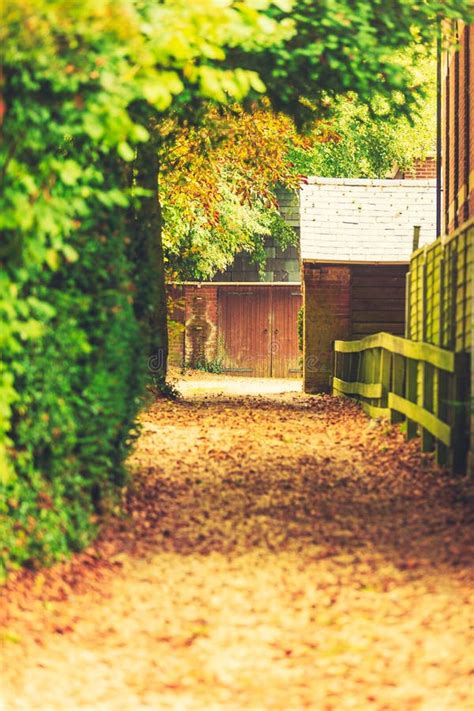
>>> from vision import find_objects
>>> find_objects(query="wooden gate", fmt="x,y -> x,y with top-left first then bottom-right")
217,285 -> 301,377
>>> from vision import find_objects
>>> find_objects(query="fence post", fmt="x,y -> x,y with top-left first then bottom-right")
420,362 -> 435,452
436,368 -> 449,467
438,255 -> 445,348
418,254 -> 435,451
333,347 -> 341,385
405,271 -> 412,339
448,352 -> 470,473
361,348 -> 369,388
412,225 -> 421,252
391,354 -> 405,424
405,358 -> 418,439
368,348 -> 378,389
380,348 -> 391,409
421,259 -> 428,343
449,248 -> 458,350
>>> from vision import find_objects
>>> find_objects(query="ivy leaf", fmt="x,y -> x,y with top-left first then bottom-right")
117,142 -> 135,162
61,244 -> 79,263
60,160 -> 82,186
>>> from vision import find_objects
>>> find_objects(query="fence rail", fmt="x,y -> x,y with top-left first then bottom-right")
333,332 -> 470,473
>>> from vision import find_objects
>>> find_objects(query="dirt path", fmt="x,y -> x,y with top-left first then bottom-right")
1,380 -> 473,710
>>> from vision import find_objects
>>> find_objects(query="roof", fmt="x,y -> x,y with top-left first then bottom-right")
300,177 -> 437,263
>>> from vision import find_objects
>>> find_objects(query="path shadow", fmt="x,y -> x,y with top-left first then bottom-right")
123,395 -> 474,576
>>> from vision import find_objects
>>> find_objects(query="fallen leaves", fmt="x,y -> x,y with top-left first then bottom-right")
1,379 -> 473,710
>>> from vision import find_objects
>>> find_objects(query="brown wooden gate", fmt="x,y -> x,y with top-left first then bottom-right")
217,285 -> 302,377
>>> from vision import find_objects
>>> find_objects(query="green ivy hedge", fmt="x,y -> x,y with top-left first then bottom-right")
0,225 -> 144,574
0,5 -> 149,579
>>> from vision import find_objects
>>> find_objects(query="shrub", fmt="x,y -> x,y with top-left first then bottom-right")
297,306 -> 304,354
0,3 -> 147,578
192,357 -> 225,374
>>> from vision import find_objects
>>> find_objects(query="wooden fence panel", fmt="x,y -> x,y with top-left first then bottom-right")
396,220 -> 472,473
408,219 -> 473,352
333,331 -> 471,474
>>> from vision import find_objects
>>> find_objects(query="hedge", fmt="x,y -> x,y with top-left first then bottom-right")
0,4 -> 149,579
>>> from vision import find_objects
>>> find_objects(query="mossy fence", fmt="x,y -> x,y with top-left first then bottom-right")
333,219 -> 473,474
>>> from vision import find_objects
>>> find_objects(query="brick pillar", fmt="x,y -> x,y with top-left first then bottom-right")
303,264 -> 351,393
184,285 -> 218,367
166,284 -> 185,367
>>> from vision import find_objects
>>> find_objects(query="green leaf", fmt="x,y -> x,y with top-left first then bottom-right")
61,244 -> 79,263
131,124 -> 150,143
83,113 -> 104,140
45,249 -> 60,270
117,142 -> 135,162
60,160 -> 82,186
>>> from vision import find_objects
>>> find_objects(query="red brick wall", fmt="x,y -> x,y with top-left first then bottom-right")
183,285 -> 218,367
470,23 -> 474,222
441,24 -> 473,474
442,22 -> 473,233
166,285 -> 185,367
303,264 -> 351,393
401,157 -> 437,180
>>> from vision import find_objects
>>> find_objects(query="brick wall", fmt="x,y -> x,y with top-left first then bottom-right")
399,157 -> 437,180
303,264 -> 351,392
183,284 -> 218,367
440,22 -> 474,474
167,285 -> 185,367
442,22 -> 473,233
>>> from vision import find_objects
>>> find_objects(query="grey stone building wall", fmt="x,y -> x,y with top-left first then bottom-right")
213,188 -> 301,283
214,239 -> 300,282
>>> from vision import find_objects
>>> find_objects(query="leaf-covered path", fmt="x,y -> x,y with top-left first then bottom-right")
1,378 -> 473,710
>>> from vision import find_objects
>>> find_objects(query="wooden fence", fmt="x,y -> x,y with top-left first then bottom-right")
333,219 -> 472,474
407,218 -> 473,351
333,333 -> 470,473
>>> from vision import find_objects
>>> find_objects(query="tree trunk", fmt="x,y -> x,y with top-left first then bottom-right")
132,137 -> 168,385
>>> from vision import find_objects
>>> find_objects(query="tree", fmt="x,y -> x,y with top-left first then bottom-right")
159,103 -> 309,281
287,77 -> 437,178
235,0 -> 471,122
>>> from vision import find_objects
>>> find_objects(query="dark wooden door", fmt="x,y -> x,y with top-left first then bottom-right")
217,286 -> 301,377
350,265 -> 407,339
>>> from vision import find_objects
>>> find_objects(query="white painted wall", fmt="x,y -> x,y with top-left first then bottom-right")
300,177 -> 437,263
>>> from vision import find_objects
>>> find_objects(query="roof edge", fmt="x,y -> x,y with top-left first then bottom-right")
302,259 -> 410,265
301,177 -> 436,188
